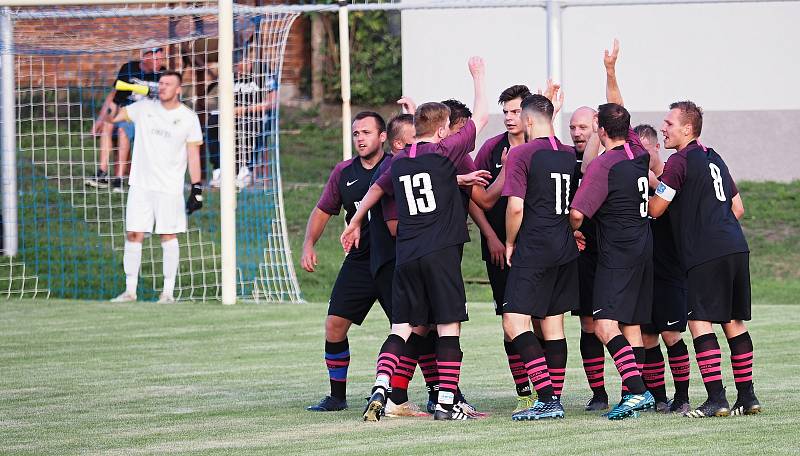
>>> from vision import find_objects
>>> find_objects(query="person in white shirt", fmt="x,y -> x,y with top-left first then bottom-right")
107,70 -> 204,303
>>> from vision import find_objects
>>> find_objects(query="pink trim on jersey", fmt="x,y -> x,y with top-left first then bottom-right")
409,142 -> 418,158
623,143 -> 634,160
697,140 -> 707,152
548,136 -> 558,150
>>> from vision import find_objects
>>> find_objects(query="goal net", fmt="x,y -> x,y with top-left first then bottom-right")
1,3 -> 302,302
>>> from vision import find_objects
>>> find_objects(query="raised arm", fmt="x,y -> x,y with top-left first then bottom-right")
468,56 -> 489,133
604,39 -> 623,106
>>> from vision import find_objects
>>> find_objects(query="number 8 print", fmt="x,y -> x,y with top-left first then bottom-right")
709,163 -> 726,202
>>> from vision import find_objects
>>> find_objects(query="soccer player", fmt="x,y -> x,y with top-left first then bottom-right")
88,47 -> 165,192
635,124 -> 692,414
107,71 -> 203,304
649,101 -> 760,418
570,101 -> 655,420
501,93 -> 578,421
341,56 -> 488,421
302,111 -> 391,413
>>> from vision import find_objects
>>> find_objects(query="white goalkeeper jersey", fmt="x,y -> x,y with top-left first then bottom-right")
125,99 -> 203,196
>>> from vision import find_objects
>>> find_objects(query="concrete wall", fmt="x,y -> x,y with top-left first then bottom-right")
402,1 -> 800,182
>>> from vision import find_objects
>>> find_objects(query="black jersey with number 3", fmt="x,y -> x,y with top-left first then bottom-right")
658,141 -> 748,271
375,120 -> 477,265
502,136 -> 579,267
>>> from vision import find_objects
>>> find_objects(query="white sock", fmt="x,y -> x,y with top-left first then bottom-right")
161,238 -> 180,296
123,241 -> 143,295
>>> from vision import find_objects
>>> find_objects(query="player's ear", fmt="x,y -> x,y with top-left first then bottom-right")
379,131 -> 387,143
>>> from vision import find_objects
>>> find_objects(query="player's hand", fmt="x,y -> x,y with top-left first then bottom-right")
500,147 -> 509,166
340,221 -> 361,252
604,38 -> 620,73
91,119 -> 104,136
185,183 -> 203,214
552,86 -> 565,116
505,243 -> 514,267
574,230 -> 586,251
468,56 -> 485,79
487,235 -> 505,269
301,244 -> 318,272
397,96 -> 417,114
541,78 -> 561,102
457,170 -> 492,187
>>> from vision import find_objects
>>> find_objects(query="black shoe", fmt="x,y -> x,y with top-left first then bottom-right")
85,169 -> 109,188
585,393 -> 609,411
306,395 -> 348,412
731,385 -> 761,416
111,177 -> 124,193
433,404 -> 474,421
363,389 -> 386,422
685,388 -> 730,418
669,395 -> 691,414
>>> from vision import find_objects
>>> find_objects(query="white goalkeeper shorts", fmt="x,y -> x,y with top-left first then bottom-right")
125,186 -> 186,234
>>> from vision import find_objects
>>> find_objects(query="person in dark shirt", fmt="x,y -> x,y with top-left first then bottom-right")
302,111 -> 390,413
500,93 -> 578,421
634,123 -> 692,415
570,99 -> 655,420
649,100 -> 759,418
87,47 -> 165,192
341,57 -> 489,421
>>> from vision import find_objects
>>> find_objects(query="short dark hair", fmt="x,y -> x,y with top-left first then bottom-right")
159,70 -> 183,84
441,99 -> 471,126
498,84 -> 532,104
597,103 -> 630,140
353,111 -> 386,133
669,100 -> 703,137
633,124 -> 658,144
387,114 -> 414,145
520,94 -> 554,120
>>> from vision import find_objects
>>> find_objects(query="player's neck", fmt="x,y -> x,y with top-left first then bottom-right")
415,134 -> 439,144
359,149 -> 385,169
508,131 -> 525,147
160,99 -> 181,110
677,137 -> 698,151
605,138 -> 626,150
529,125 -> 555,141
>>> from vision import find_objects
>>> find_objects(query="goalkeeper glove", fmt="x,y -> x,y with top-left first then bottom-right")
186,183 -> 203,214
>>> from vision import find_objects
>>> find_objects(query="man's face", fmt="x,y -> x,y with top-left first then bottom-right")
661,108 -> 688,150
392,123 -> 415,152
352,116 -> 386,160
142,50 -> 165,73
158,74 -> 181,102
502,98 -> 524,135
449,117 -> 466,134
569,107 -> 594,153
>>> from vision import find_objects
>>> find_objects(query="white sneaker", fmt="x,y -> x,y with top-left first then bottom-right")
157,292 -> 176,304
110,291 -> 137,303
210,168 -> 221,188
236,167 -> 252,189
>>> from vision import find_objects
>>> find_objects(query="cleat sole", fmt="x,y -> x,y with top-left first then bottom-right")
363,400 -> 384,422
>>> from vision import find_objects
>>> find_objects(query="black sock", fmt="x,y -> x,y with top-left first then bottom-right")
504,340 -> 532,397
512,331 -> 555,400
643,345 -> 668,403
544,338 -> 567,398
607,335 -> 646,395
666,339 -> 690,401
374,334 -> 406,394
325,339 -> 349,401
436,336 -> 462,411
580,330 -> 607,398
693,333 -> 724,397
417,332 -> 439,402
390,333 -> 421,404
727,332 -> 755,395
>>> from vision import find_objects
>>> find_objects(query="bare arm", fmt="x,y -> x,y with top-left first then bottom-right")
301,208 -> 333,272
340,184 -> 385,251
569,208 -> 585,231
648,194 -> 671,218
468,56 -> 489,133
108,107 -> 130,125
580,132 -> 602,174
604,39 -> 623,106
732,193 -> 745,220
469,201 -> 505,268
187,143 -> 202,184
505,196 -> 524,267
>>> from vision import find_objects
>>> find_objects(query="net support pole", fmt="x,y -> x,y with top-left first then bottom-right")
546,0 -> 563,136
0,7 -> 18,257
338,1 -> 352,161
218,0 -> 236,305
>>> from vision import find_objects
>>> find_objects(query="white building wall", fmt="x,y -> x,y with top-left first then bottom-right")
402,1 -> 800,181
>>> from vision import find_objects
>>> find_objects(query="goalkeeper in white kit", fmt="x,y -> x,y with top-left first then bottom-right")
107,70 -> 204,303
